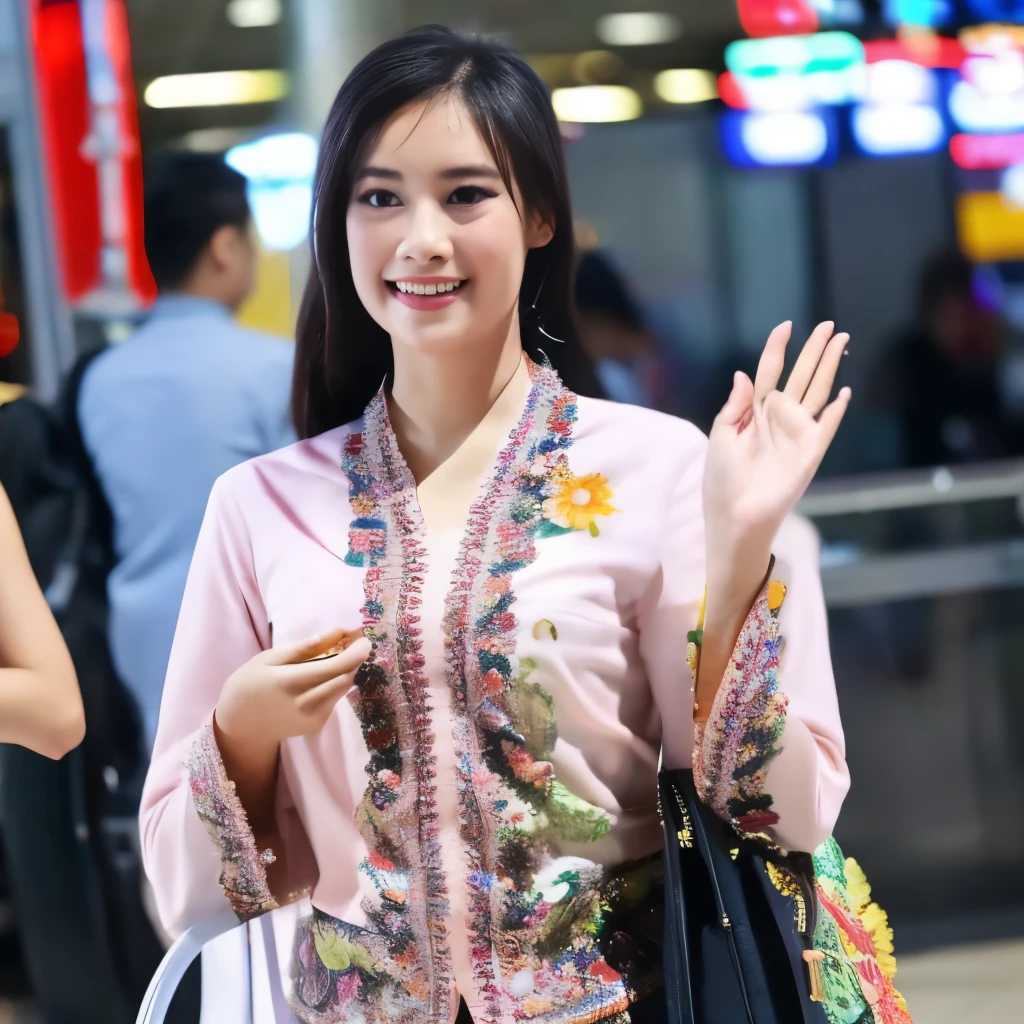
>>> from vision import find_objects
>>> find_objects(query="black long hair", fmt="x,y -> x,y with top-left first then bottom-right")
292,25 -> 602,438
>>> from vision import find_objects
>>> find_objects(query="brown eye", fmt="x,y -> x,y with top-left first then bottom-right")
359,189 -> 401,208
448,186 -> 495,206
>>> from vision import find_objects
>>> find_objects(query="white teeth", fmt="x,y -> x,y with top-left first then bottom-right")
394,280 -> 463,295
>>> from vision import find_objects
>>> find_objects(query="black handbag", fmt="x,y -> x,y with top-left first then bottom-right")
658,767 -> 829,1024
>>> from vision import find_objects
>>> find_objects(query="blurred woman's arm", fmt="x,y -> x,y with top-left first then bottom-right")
0,483 -> 85,758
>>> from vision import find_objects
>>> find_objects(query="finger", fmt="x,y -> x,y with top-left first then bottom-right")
266,627 -> 365,667
714,372 -> 754,428
782,321 -> 835,401
281,636 -> 373,691
300,668 -> 360,715
816,387 -> 852,448
802,332 -> 850,416
753,322 -> 792,403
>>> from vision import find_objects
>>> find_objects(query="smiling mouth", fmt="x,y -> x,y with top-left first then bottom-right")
387,279 -> 466,296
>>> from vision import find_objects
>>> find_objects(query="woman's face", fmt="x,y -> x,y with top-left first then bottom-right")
346,95 -> 552,357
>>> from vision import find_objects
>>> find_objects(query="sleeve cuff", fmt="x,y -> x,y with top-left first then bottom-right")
693,579 -> 789,835
187,720 -> 279,920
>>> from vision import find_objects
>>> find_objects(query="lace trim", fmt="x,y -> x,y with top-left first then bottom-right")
186,722 -> 279,920
693,580 -> 789,833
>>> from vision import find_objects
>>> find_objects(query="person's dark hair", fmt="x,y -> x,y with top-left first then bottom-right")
143,151 -> 250,291
293,25 -> 603,438
574,250 -> 644,332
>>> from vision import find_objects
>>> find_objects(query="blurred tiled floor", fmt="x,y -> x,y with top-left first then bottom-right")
898,938 -> 1024,1024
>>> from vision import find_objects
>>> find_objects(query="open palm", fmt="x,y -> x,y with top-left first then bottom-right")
703,321 -> 851,543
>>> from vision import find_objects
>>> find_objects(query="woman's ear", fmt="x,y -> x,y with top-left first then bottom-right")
526,210 -> 555,250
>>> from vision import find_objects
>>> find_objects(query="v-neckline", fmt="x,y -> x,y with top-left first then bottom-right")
375,355 -> 535,538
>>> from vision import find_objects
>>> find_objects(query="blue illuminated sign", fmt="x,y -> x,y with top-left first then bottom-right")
964,1 -> 1024,21
720,110 -> 839,168
884,0 -> 952,25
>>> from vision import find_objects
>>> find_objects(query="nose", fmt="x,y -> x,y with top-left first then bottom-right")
395,199 -> 454,265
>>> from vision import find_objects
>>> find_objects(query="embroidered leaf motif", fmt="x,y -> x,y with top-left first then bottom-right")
507,659 -> 557,758
537,519 -> 574,539
314,926 -> 374,974
545,780 -> 613,843
532,619 -> 558,641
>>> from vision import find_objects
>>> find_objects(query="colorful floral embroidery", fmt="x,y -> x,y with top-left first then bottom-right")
289,359 -> 652,1024
186,722 -> 279,920
693,581 -> 789,834
542,468 -> 618,537
291,910 -> 431,1022
811,838 -> 912,1024
293,403 -> 454,1022
439,360 -> 647,1024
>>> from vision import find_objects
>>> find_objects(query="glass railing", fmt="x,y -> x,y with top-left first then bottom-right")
800,461 -> 1024,950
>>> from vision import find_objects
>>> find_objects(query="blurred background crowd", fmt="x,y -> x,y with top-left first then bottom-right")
1,1 -> 1024,1022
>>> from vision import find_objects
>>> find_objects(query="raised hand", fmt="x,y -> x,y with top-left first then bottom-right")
703,320 -> 850,550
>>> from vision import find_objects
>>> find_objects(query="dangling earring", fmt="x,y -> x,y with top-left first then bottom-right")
523,267 -> 566,347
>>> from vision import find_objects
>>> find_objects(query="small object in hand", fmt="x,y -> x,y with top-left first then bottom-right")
306,629 -> 366,661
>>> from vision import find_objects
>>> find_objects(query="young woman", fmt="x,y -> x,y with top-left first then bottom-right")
141,27 -> 900,1024
0,482 -> 85,758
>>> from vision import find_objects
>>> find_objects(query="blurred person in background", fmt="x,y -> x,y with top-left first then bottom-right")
871,247 -> 1013,468
573,248 -> 666,409
0,481 -> 84,759
78,151 -> 295,749
140,28 -> 912,1024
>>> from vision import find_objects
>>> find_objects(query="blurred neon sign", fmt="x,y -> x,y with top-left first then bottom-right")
949,50 -> 1024,132
852,104 -> 945,155
964,1 -> 1024,21
722,32 -> 865,113
884,0 -> 952,26
720,53 -> 935,113
720,109 -> 837,167
960,24 -> 1024,55
950,131 -> 1024,168
718,68 -> 859,110
725,32 -> 864,77
863,37 -> 964,68
737,1 -> 819,37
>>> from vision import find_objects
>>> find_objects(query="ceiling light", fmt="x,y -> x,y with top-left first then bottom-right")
226,0 -> 281,28
654,69 -> 718,104
551,85 -> 642,122
143,70 -> 289,108
182,127 -> 257,152
572,50 -> 624,84
595,12 -> 683,47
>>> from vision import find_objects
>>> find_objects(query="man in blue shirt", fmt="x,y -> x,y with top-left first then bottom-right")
79,152 -> 295,747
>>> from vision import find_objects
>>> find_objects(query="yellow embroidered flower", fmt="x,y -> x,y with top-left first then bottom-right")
768,580 -> 787,612
542,472 -> 617,536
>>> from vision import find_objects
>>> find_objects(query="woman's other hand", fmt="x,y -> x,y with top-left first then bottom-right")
215,627 -> 372,750
212,627 -> 371,836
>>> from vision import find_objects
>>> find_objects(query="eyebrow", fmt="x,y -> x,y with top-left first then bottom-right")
354,164 -> 503,182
